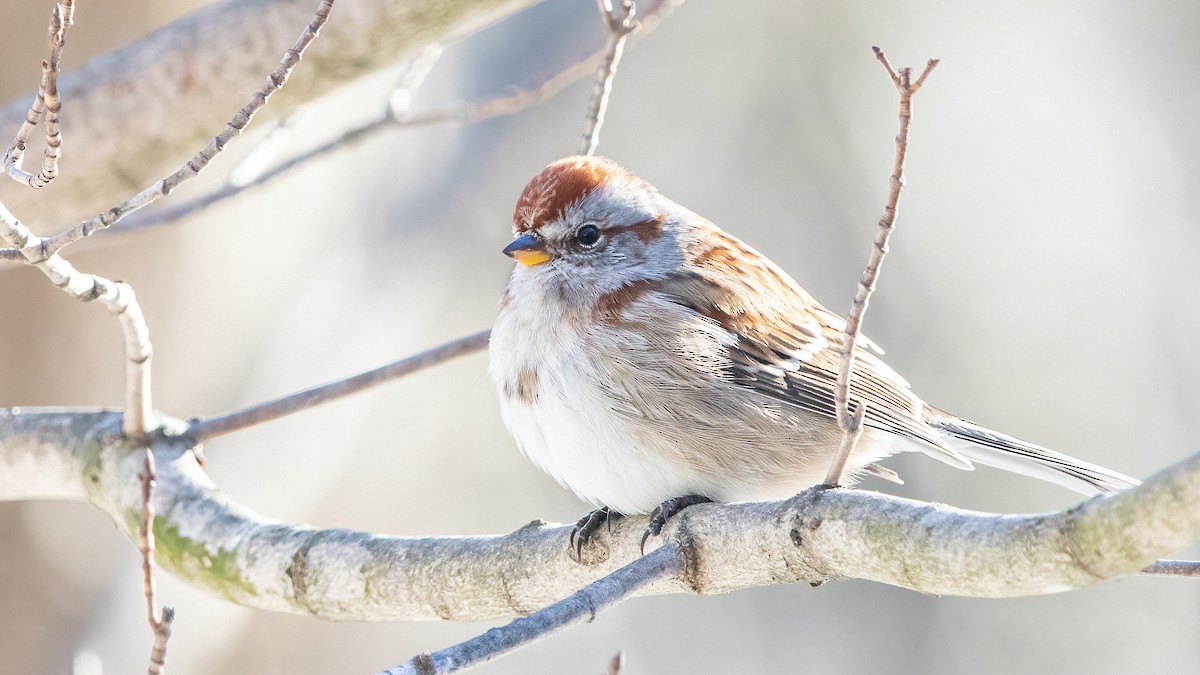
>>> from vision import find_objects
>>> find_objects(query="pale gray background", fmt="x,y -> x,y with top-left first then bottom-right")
1,0 -> 1198,673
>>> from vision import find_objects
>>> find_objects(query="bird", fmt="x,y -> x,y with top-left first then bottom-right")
488,155 -> 1138,553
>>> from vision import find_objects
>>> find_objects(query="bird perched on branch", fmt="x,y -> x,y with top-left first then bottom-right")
489,155 -> 1138,553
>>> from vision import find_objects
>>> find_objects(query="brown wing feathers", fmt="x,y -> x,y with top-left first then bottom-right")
659,223 -> 969,467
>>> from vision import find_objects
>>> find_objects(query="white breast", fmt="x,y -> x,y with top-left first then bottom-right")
489,278 -> 718,514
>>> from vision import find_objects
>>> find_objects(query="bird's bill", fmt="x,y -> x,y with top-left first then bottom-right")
503,233 -> 551,267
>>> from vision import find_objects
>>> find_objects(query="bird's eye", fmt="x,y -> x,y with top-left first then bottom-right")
575,224 -> 601,248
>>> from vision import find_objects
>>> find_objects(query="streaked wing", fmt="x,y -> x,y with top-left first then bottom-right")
657,219 -> 970,469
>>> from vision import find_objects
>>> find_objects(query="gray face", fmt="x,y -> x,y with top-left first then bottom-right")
515,186 -> 685,306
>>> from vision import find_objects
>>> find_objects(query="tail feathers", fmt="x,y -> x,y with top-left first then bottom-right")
931,416 -> 1140,496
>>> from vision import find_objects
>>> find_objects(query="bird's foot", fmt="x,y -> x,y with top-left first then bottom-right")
641,494 -> 714,553
570,506 -> 624,559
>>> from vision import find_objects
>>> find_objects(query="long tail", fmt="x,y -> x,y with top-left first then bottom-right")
927,412 -> 1139,495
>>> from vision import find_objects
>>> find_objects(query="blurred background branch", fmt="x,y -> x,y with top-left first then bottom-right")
0,0 -> 547,225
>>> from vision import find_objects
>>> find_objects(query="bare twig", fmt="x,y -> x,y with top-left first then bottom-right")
52,0 -> 681,238
605,652 -> 626,675
579,0 -> 639,156
377,545 -> 681,675
38,0 -> 336,256
824,48 -> 939,487
187,329 -> 490,443
138,448 -> 175,675
0,201 -> 156,436
231,42 -> 441,188
4,0 -> 75,188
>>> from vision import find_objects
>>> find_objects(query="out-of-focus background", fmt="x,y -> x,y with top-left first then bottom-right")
2,0 -> 1199,673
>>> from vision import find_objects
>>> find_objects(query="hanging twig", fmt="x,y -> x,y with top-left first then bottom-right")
138,448 -> 176,675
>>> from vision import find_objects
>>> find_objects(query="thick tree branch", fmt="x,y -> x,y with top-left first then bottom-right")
3,408 -> 1198,628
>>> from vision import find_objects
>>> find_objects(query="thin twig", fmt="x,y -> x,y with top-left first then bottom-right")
604,652 -> 626,675
48,0 -> 680,239
4,0 -> 75,188
187,329 -> 490,443
376,544 -> 681,675
579,0 -> 639,156
824,48 -> 939,487
139,448 -> 175,675
230,42 -> 441,189
38,0 -> 336,256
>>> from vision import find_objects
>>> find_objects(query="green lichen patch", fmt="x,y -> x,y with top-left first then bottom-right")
152,517 -> 258,601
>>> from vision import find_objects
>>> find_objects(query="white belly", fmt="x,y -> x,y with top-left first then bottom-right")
492,325 -> 711,514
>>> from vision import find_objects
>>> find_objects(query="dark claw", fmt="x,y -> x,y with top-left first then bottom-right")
570,506 -> 623,559
640,494 -> 714,554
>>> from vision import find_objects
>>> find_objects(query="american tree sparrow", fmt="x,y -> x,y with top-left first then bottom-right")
489,156 -> 1138,551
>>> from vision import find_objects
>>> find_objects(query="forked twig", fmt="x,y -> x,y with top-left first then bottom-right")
3,0 -> 75,188
579,0 -> 640,155
377,544 -> 681,675
139,448 -> 175,675
187,329 -> 490,443
824,48 -> 939,487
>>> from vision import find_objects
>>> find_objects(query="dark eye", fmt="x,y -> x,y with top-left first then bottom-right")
575,224 -> 601,248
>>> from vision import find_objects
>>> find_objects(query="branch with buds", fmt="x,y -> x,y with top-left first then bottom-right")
3,0 -> 74,188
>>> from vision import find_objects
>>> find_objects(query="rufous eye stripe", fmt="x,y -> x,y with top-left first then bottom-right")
606,215 -> 665,243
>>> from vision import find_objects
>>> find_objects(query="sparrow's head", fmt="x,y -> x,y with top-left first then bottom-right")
503,156 -> 685,300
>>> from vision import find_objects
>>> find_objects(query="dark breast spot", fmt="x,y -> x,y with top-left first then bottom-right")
505,369 -> 540,404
